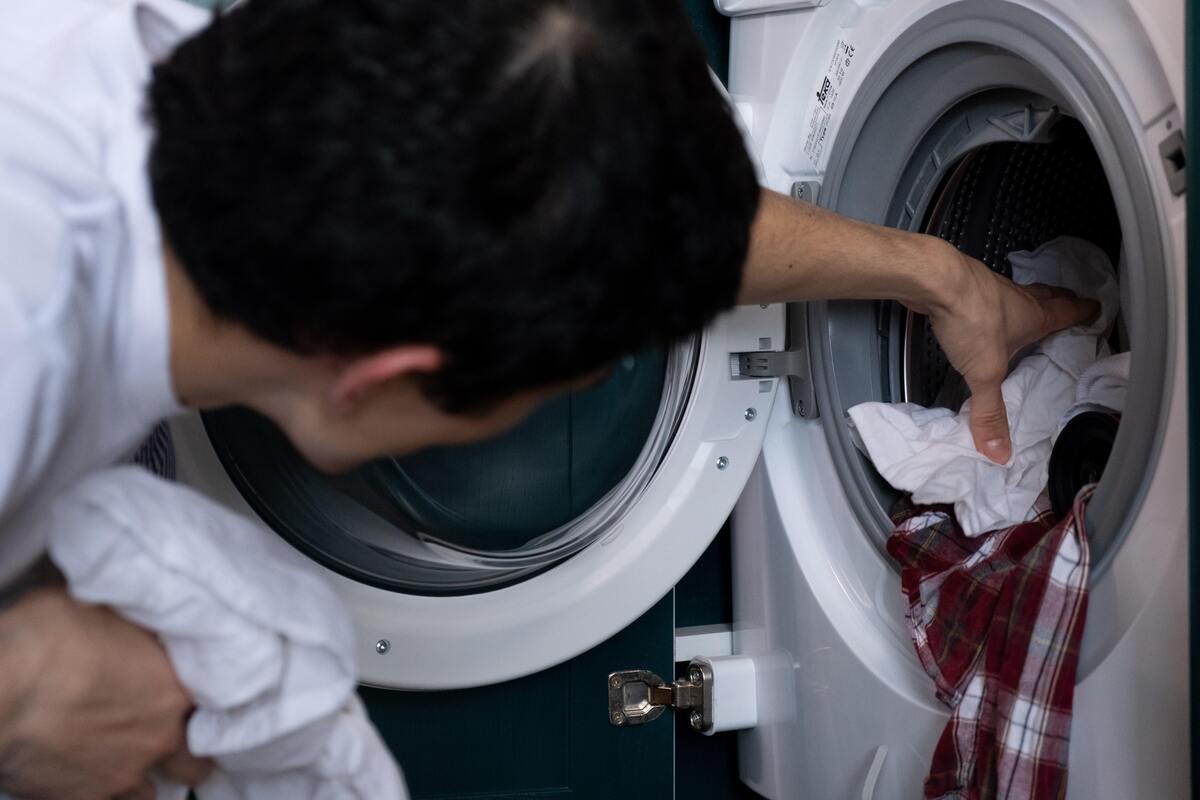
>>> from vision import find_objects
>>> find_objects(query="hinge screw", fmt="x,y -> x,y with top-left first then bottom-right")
689,666 -> 704,683
744,408 -> 757,421
610,676 -> 623,689
716,457 -> 729,471
375,639 -> 391,655
612,712 -> 625,725
689,710 -> 704,730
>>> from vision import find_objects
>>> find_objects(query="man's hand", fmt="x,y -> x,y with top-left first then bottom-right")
909,242 -> 1099,464
739,190 -> 1099,462
0,588 -> 213,800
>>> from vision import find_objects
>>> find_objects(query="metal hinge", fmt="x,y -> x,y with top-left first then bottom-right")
608,661 -> 714,733
790,180 -> 821,204
731,304 -> 819,418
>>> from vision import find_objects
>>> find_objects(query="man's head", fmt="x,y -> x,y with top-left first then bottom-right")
149,0 -> 759,468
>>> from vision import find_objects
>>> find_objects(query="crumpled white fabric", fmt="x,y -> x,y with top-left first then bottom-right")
1057,351 -> 1131,435
847,236 -> 1120,536
36,467 -> 408,800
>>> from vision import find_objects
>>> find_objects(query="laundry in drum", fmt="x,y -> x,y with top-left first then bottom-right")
867,237 -> 1130,798
848,236 -> 1127,536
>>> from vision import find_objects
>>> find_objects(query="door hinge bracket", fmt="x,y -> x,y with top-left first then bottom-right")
731,305 -> 819,418
607,661 -> 714,732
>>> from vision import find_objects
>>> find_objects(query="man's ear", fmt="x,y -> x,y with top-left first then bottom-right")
329,345 -> 444,411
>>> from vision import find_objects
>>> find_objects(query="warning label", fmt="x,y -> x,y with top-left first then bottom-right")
802,38 -> 857,167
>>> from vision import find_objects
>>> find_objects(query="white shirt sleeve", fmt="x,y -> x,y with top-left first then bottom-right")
0,79 -> 122,582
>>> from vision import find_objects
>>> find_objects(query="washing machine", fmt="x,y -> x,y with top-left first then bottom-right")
169,0 -> 1186,795
721,0 -> 1188,796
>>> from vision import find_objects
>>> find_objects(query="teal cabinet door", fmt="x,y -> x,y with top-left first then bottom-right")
361,593 -> 674,800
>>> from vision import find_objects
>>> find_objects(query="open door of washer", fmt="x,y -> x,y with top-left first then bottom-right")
172,304 -> 784,689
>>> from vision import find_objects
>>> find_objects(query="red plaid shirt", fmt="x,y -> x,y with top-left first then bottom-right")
889,489 -> 1092,800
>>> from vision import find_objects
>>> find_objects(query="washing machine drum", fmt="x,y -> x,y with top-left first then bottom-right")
903,118 -> 1121,410
817,111 -> 1126,563
202,348 -> 677,595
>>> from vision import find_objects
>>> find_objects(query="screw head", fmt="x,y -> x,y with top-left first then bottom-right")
689,710 -> 704,730
611,712 -> 625,725
716,457 -> 729,471
744,408 -> 757,421
689,666 -> 703,684
610,676 -> 623,689
375,639 -> 391,655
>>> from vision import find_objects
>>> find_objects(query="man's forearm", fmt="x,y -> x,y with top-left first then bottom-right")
737,188 -> 960,314
739,188 -> 1099,464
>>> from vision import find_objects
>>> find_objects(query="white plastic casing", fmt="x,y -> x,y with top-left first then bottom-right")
695,655 -> 760,735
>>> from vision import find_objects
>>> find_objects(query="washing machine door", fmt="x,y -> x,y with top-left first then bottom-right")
172,305 -> 783,689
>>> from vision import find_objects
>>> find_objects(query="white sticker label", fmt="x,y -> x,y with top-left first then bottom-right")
802,38 -> 857,167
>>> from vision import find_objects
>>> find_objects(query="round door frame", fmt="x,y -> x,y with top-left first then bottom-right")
173,304 -> 783,689
734,0 -> 1184,688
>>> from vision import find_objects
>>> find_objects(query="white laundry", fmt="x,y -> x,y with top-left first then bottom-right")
1057,351 -> 1131,434
847,237 -> 1121,536
35,467 -> 408,800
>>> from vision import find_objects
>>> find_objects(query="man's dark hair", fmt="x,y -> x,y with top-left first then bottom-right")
148,0 -> 759,410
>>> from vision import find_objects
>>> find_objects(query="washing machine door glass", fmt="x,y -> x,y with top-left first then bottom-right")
202,343 -> 698,595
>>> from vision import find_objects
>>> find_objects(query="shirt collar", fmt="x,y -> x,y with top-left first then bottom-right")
133,0 -> 211,65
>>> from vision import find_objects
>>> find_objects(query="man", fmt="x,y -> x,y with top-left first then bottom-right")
0,0 -> 1096,797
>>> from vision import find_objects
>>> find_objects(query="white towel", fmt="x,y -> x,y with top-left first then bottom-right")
36,467 -> 408,800
847,237 -> 1120,536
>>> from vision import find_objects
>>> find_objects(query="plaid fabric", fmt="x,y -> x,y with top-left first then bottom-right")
888,488 -> 1092,800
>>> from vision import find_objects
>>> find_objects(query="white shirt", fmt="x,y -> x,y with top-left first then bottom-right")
0,14 -> 410,794
0,0 -> 207,587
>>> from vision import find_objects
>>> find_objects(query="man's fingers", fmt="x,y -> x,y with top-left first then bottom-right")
1024,283 -> 1100,336
158,750 -> 215,787
1023,282 -> 1079,300
968,380 -> 1012,464
1042,295 -> 1100,335
115,781 -> 156,800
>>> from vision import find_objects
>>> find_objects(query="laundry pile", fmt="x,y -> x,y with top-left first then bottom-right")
848,237 -> 1123,536
848,237 -> 1128,799
21,465 -> 408,800
889,493 -> 1090,799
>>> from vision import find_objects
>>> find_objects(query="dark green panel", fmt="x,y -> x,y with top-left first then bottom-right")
681,0 -> 732,83
1188,0 -> 1198,792
674,523 -> 736,628
362,593 -> 674,799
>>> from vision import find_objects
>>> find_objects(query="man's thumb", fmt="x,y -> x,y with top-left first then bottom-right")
968,382 -> 1011,464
